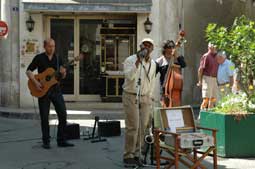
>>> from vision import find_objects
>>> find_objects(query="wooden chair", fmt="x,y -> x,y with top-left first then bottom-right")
153,105 -> 218,169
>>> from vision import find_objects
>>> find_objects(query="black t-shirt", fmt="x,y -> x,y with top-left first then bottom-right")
27,52 -> 63,73
156,55 -> 186,85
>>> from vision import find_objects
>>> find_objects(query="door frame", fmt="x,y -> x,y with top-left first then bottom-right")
46,16 -> 79,101
45,14 -> 136,101
46,16 -> 103,101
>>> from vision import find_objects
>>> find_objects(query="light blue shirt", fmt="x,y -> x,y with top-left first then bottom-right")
217,59 -> 235,84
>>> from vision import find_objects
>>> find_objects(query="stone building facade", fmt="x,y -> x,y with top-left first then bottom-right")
0,0 -> 255,108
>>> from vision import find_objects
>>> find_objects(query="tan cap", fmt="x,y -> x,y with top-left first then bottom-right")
141,38 -> 154,46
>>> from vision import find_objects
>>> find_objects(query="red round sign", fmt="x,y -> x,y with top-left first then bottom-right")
0,21 -> 8,37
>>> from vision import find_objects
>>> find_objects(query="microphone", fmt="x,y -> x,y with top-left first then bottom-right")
137,44 -> 148,59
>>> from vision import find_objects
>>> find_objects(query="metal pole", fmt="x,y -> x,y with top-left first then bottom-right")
0,0 -> 1,20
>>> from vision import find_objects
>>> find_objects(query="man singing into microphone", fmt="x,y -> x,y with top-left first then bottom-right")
122,38 -> 157,167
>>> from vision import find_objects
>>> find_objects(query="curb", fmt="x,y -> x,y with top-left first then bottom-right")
0,110 -> 40,120
0,108 -> 124,120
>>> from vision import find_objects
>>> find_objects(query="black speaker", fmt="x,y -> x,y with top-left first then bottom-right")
98,121 -> 121,137
65,123 -> 80,140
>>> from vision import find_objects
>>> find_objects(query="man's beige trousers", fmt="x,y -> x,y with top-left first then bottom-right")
122,92 -> 152,159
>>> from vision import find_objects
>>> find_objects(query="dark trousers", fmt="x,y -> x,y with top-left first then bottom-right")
38,86 -> 67,144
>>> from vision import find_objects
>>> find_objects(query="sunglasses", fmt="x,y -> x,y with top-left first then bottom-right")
164,41 -> 175,49
165,45 -> 175,49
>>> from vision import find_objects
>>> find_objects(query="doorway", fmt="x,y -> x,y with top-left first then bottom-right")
48,16 -> 136,101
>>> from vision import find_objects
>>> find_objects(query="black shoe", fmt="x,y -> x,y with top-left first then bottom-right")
134,156 -> 144,166
57,141 -> 74,147
124,157 -> 144,168
42,143 -> 51,149
123,158 -> 138,168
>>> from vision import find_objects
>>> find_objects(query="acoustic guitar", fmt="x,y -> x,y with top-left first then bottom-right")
28,56 -> 79,98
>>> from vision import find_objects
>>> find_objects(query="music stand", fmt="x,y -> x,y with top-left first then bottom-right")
83,116 -> 107,143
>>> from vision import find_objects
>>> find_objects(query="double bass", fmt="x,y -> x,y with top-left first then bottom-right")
162,30 -> 186,108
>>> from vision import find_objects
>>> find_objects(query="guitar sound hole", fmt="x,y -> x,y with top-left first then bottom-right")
46,75 -> 51,81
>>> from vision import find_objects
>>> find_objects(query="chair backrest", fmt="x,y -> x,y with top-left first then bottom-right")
157,105 -> 196,133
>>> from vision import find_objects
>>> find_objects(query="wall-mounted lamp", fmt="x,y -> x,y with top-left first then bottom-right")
216,0 -> 223,5
26,15 -> 35,32
144,17 -> 152,34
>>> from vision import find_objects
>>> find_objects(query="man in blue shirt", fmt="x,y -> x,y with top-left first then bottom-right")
216,51 -> 235,100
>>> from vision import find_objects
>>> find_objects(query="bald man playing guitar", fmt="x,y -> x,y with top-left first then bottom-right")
26,38 -> 74,149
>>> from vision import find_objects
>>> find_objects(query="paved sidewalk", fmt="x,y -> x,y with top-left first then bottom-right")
0,116 -> 255,169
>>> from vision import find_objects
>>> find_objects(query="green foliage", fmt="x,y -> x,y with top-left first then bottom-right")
213,93 -> 255,114
205,15 -> 255,113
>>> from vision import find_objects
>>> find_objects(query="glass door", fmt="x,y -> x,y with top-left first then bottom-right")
100,34 -> 136,101
48,17 -> 136,102
78,20 -> 102,99
50,19 -> 76,99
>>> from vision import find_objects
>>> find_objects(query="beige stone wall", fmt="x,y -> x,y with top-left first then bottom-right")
182,0 -> 251,105
4,0 -> 255,108
145,0 -> 255,106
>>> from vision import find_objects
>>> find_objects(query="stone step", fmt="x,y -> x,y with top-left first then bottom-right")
65,101 -> 123,110
0,104 -> 124,120
0,104 -> 200,120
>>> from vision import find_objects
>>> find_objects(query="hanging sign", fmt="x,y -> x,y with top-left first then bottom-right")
0,21 -> 8,37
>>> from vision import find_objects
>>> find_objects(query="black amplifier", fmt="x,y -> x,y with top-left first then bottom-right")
98,121 -> 121,137
65,123 -> 80,140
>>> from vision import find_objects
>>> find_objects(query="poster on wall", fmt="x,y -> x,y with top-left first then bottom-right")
20,38 -> 41,69
21,38 -> 40,57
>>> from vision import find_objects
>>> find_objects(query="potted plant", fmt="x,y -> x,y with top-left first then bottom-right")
200,15 -> 255,157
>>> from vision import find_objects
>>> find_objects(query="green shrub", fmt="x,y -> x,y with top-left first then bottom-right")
206,15 -> 255,113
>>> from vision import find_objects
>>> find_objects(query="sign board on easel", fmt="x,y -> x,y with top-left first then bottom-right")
0,21 -> 8,37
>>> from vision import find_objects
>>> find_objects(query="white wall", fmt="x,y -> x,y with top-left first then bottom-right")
19,1 -> 44,108
137,0 -> 180,102
137,0 -> 160,102
137,0 -> 161,60
0,0 -> 20,107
